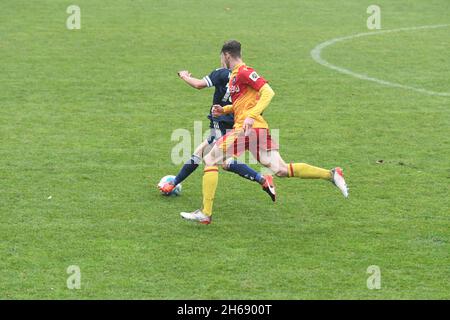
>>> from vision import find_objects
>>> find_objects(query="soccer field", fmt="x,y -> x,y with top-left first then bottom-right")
0,0 -> 449,299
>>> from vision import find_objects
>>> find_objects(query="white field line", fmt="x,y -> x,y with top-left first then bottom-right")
310,24 -> 450,97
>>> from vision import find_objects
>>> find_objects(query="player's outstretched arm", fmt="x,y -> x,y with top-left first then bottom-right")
247,83 -> 275,119
178,70 -> 208,90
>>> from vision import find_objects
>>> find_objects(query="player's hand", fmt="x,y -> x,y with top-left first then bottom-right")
243,117 -> 255,136
212,105 -> 224,117
177,70 -> 191,79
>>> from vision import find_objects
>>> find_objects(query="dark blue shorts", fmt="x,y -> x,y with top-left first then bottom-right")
207,120 -> 234,144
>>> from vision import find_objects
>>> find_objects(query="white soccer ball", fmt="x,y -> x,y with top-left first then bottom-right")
158,175 -> 182,196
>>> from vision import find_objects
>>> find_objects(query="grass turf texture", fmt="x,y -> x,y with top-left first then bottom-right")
0,0 -> 449,299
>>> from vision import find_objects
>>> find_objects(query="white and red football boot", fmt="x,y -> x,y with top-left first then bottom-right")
180,209 -> 211,225
331,167 -> 349,198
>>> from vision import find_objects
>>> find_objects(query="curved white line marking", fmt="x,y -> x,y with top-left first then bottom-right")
311,24 -> 450,97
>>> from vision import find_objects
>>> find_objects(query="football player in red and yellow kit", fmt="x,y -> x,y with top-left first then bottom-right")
181,40 -> 348,224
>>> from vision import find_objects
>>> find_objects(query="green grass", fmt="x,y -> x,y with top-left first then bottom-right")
0,0 -> 449,299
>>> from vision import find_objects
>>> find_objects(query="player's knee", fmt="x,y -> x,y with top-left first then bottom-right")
204,153 -> 220,167
275,166 -> 288,177
221,158 -> 233,171
203,154 -> 213,167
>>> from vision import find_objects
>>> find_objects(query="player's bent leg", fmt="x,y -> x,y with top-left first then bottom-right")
222,158 -> 275,202
258,150 -> 288,177
258,150 -> 349,198
222,158 -> 264,184
259,150 -> 330,179
194,138 -> 214,158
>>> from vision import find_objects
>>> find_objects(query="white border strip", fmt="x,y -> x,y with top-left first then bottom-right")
311,24 -> 450,97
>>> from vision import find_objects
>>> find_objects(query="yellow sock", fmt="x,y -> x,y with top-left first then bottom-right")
202,166 -> 219,216
288,163 -> 332,180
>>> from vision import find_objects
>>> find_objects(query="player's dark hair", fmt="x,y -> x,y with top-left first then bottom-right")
221,40 -> 241,58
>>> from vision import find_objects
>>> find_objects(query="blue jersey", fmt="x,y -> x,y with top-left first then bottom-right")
203,68 -> 234,127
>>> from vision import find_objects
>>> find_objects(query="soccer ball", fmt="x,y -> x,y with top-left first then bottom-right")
158,175 -> 182,196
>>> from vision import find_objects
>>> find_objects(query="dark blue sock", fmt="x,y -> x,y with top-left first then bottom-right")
227,159 -> 263,183
174,155 -> 201,185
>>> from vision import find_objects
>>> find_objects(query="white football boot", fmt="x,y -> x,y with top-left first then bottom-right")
331,167 -> 349,198
180,209 -> 211,225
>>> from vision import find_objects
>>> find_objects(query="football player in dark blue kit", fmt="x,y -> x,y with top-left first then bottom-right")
159,56 -> 276,201
203,67 -> 234,144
